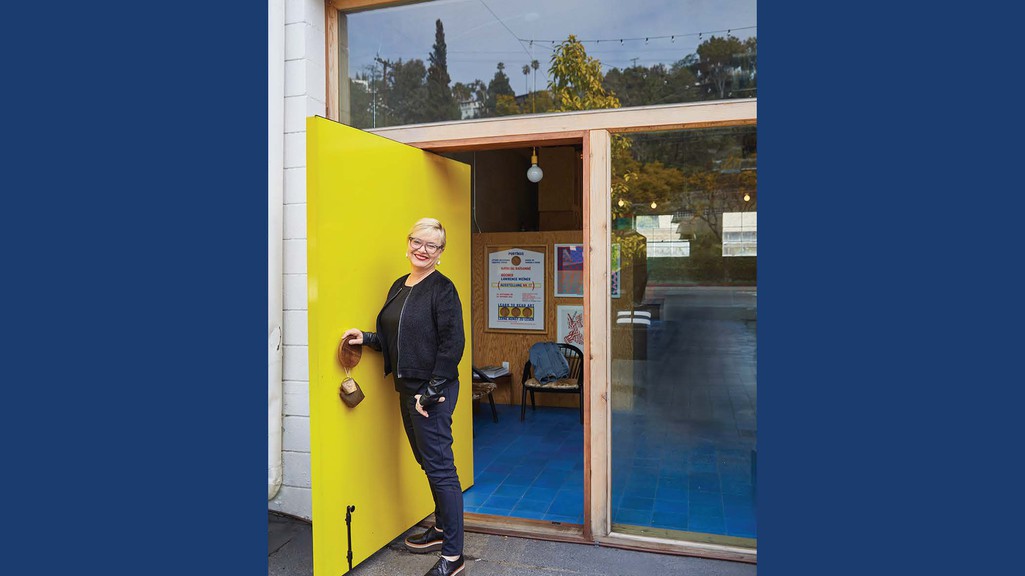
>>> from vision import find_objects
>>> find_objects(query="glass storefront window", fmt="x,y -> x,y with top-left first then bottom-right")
340,0 -> 756,128
609,126 -> 757,545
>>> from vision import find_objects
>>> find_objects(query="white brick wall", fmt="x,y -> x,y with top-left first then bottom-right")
270,0 -> 326,521
283,310 -> 308,345
283,273 -> 307,311
283,204 -> 307,240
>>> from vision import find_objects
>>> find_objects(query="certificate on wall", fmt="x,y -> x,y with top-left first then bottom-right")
554,243 -> 584,297
557,305 -> 585,346
488,246 -> 546,332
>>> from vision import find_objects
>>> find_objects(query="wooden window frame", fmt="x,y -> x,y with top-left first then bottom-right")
323,0 -> 757,563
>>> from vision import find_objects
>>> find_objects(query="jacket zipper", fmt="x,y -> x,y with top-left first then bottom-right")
395,282 -> 413,379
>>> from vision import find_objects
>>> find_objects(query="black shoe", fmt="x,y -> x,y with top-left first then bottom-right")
404,525 -> 444,554
424,555 -> 464,576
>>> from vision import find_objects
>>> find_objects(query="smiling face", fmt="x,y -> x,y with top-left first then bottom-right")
407,230 -> 445,271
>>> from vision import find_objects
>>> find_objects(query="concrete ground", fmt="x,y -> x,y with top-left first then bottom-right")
269,512 -> 757,576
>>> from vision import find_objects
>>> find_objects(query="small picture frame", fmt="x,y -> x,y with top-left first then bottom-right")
556,305 -> 585,346
554,243 -> 584,298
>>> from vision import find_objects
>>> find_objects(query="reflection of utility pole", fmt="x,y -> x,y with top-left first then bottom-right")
630,57 -> 639,67
374,56 -> 389,127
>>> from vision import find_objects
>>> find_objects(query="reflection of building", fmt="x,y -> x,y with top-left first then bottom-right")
635,214 -> 690,257
459,99 -> 482,119
722,211 -> 757,256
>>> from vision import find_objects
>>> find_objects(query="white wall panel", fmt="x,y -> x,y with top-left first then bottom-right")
269,485 -> 312,520
282,450 -> 312,488
283,379 -> 310,417
284,167 -> 306,205
283,273 -> 308,311
284,132 -> 306,168
282,415 -> 310,452
283,310 -> 309,345
283,239 -> 307,274
285,22 -> 305,60
283,203 -> 307,239
283,344 -> 309,381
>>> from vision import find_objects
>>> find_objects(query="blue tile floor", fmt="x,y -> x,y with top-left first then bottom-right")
465,404 -> 585,524
465,401 -> 756,539
464,287 -> 756,541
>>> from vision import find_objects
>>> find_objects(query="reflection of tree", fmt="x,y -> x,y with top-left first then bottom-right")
485,62 -> 514,117
549,35 -> 620,111
425,19 -> 459,121
347,19 -> 755,129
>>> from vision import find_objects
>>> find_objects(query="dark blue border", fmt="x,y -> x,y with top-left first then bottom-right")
8,4 -> 267,574
758,2 -> 1022,574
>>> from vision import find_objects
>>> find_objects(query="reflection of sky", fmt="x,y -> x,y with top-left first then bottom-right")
347,0 -> 756,89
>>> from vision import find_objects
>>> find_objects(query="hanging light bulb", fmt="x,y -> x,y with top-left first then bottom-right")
650,201 -> 657,209
743,192 -> 751,202
526,147 -> 544,183
618,199 -> 626,207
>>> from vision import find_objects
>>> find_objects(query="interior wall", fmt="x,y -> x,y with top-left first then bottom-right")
448,150 -> 539,233
538,147 -> 582,231
471,231 -> 584,410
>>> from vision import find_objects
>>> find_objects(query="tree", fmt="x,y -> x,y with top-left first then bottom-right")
495,94 -> 520,116
348,73 -> 373,128
451,81 -> 473,103
548,35 -> 620,111
386,58 -> 428,126
603,62 -> 698,107
522,64 -> 530,97
484,62 -> 514,117
425,19 -> 459,121
695,35 -> 749,99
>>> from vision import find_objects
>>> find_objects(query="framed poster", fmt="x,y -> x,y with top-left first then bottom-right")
554,243 -> 584,297
487,246 -> 546,332
557,305 -> 585,346
611,243 -> 621,299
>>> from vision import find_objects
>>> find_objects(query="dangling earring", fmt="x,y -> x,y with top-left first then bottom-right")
436,259 -> 441,266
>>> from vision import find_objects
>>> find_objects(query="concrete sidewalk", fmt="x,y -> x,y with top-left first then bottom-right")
269,512 -> 756,576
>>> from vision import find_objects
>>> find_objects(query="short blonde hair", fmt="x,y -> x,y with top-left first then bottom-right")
408,217 -> 446,248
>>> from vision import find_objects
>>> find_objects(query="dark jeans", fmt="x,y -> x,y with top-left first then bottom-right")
399,381 -> 463,556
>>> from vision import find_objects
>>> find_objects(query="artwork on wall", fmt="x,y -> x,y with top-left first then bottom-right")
487,246 -> 546,332
557,305 -> 585,346
554,243 -> 584,297
611,243 -> 621,299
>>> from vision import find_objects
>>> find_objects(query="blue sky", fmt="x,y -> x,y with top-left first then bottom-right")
347,0 -> 756,90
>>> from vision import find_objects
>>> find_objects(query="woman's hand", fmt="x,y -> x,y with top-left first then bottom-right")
414,394 -> 445,418
342,328 -> 363,345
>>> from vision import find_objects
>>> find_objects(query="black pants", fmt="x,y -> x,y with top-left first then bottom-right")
399,381 -> 463,556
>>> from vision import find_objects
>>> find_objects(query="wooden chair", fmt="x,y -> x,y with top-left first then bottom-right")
471,367 -> 499,423
520,343 -> 584,424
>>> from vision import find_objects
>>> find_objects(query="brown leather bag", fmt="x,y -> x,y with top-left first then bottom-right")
337,334 -> 365,408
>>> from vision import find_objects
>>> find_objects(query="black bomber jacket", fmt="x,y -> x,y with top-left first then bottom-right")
361,271 -> 465,395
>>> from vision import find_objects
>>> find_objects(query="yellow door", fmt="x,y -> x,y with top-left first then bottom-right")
306,116 -> 473,575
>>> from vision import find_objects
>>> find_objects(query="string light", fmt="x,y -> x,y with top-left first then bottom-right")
522,26 -> 754,46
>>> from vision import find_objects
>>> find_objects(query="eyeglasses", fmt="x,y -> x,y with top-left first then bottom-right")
408,236 -> 443,254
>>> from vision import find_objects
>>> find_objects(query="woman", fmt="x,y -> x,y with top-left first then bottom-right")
342,217 -> 466,576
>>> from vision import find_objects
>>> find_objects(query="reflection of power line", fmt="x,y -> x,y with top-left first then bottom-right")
523,25 -> 756,45
477,0 -> 533,60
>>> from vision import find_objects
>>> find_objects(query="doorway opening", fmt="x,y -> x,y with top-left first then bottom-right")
439,144 -> 587,531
